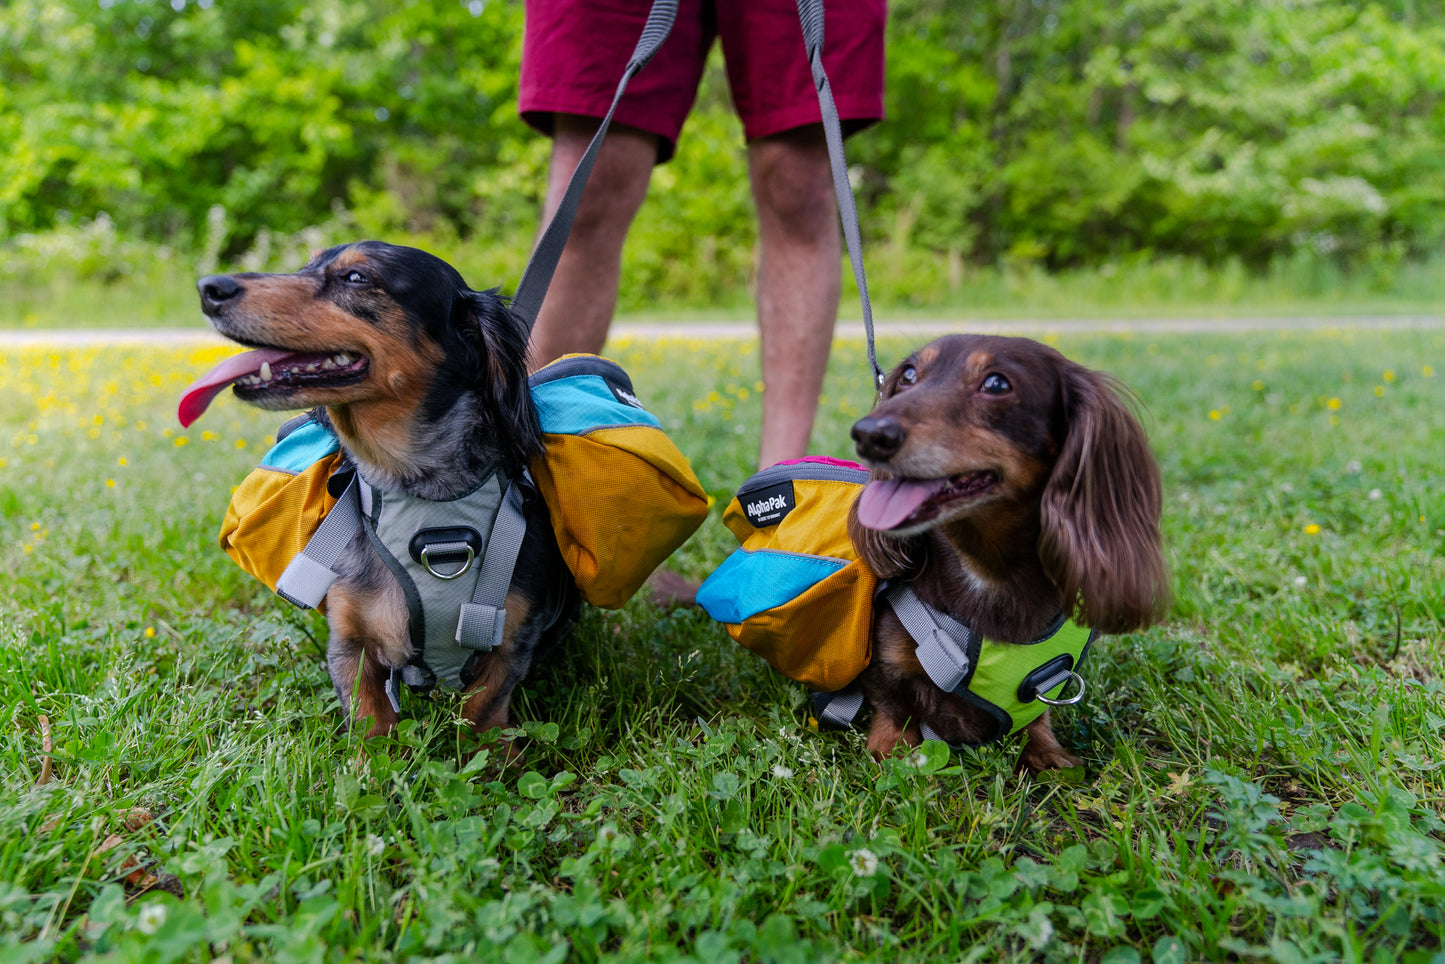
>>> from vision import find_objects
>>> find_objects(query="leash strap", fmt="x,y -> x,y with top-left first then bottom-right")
510,0 -> 680,329
795,0 -> 885,392
454,477 -> 530,652
276,471 -> 362,610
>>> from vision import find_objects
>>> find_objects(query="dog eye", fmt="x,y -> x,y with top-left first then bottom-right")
344,269 -> 369,285
981,373 -> 1011,394
898,365 -> 918,386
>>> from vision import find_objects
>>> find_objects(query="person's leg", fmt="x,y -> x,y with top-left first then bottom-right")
749,125 -> 841,468
528,115 -> 659,369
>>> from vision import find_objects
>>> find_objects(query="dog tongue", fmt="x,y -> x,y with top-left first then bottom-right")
856,477 -> 949,531
177,348 -> 295,427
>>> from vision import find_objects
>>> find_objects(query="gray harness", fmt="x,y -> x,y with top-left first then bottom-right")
273,465 -> 533,701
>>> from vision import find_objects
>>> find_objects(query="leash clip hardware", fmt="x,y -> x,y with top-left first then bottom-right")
420,543 -> 475,580
1034,671 -> 1086,707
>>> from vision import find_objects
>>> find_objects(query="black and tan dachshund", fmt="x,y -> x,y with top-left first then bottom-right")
849,334 -> 1170,773
187,242 -> 578,739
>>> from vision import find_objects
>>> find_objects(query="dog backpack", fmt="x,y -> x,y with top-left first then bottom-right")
696,458 -> 1096,744
218,357 -> 708,621
696,458 -> 877,693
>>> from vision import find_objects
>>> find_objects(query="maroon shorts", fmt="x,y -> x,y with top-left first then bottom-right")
519,0 -> 886,162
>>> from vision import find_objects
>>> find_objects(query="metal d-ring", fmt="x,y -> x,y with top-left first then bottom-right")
420,543 -> 475,580
1035,671 -> 1086,707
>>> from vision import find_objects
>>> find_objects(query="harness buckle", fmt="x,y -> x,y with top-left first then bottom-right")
1019,654 -> 1087,707
1033,671 -> 1086,707
420,542 -> 475,580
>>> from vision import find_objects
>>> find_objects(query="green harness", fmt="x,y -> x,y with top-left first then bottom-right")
815,584 -> 1094,746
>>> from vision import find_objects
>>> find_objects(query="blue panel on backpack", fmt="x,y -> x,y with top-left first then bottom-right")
533,374 -> 661,434
260,420 -> 340,473
696,548 -> 848,625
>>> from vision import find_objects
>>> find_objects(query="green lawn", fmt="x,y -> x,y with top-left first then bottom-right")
1,329 -> 1442,963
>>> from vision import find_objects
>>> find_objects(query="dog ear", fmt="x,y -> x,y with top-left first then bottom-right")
848,496 -> 925,581
1038,364 -> 1170,633
455,288 -> 544,465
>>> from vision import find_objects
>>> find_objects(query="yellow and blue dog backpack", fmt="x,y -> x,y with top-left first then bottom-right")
697,458 -> 878,693
696,458 -> 1095,744
219,354 -> 708,615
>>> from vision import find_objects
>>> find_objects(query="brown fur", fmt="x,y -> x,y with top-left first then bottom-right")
198,242 -> 576,742
848,334 -> 1170,773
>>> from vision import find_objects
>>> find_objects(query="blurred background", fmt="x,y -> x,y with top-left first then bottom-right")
2,0 -> 1443,326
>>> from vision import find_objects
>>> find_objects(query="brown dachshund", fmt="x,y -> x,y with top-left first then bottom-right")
849,334 -> 1169,773
185,242 -> 578,739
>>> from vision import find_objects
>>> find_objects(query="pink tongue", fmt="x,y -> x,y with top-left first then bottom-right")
177,348 -> 295,427
856,477 -> 950,530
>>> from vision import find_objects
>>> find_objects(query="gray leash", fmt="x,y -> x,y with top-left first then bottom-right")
795,0 -> 886,393
510,0 -> 679,329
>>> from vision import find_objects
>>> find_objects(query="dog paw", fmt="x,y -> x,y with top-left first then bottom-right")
1016,743 -> 1083,776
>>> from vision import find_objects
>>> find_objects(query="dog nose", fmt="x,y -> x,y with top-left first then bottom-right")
197,275 -> 242,314
852,415 -> 905,461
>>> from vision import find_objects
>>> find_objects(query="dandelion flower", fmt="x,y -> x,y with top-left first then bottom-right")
1383,370 -> 1395,382
145,627 -> 156,638
1327,398 -> 1341,410
106,479 -> 115,488
1208,410 -> 1221,421
174,437 -> 188,447
1304,524 -> 1321,535
118,457 -> 127,467
848,848 -> 879,877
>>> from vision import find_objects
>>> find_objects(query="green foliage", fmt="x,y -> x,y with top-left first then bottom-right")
3,0 -> 1444,310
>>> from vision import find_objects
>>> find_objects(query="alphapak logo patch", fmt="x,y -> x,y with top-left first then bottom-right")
742,481 -> 796,527
608,380 -> 644,409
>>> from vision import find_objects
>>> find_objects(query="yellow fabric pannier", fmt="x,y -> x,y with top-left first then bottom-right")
216,354 -> 707,612
528,354 -> 709,608
696,458 -> 876,692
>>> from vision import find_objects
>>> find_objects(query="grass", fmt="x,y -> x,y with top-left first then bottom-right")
1,328 -> 1443,962
3,246 -> 1445,330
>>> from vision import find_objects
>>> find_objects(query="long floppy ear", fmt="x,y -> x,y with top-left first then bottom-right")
1038,364 -> 1170,633
848,496 -> 926,581
455,288 -> 544,466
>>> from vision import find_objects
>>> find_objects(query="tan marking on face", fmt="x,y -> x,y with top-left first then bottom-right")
216,267 -> 447,474
916,344 -> 939,369
963,350 -> 995,381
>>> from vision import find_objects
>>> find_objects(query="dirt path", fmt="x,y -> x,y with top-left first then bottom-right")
2,315 -> 1443,348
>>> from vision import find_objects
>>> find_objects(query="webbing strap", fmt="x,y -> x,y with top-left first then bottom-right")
885,584 -> 975,694
510,0 -> 679,329
795,0 -> 885,392
454,478 -> 529,652
812,686 -> 865,729
276,472 -> 362,609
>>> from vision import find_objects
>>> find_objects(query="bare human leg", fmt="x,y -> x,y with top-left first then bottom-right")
748,126 -> 841,469
527,115 -> 658,370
